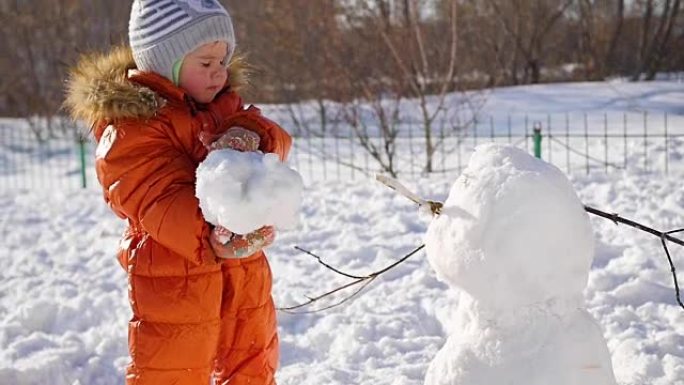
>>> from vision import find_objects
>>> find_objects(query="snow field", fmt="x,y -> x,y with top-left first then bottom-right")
1,170 -> 683,384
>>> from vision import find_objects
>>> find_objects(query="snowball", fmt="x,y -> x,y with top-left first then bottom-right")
425,144 -> 594,309
196,149 -> 303,234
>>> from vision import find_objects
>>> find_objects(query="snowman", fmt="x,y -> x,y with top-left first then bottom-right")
424,144 -> 617,385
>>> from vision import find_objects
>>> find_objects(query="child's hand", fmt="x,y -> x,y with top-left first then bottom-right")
210,225 -> 275,259
211,127 -> 260,152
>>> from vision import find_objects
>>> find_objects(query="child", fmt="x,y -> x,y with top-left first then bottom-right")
65,1 -> 291,384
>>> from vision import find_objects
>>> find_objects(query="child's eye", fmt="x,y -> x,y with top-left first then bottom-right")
201,62 -> 211,68
219,60 -> 226,67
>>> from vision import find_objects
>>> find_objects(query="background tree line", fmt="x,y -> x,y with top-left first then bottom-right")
0,0 -> 682,119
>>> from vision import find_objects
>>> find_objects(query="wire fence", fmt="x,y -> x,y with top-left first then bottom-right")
288,133 -> 684,183
288,111 -> 684,183
1,111 -> 683,191
0,121 -> 91,191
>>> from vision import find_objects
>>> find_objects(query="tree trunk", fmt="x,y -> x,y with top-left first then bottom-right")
645,0 -> 681,80
604,0 -> 625,76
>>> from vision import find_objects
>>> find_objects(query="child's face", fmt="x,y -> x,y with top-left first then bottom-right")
179,41 -> 229,104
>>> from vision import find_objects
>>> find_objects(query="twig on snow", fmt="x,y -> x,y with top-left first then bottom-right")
277,244 -> 425,314
585,206 -> 684,310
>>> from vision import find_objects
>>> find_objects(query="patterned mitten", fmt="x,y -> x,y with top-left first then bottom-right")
203,126 -> 260,152
210,225 -> 275,259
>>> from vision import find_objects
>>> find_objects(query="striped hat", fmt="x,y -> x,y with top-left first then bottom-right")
129,0 -> 235,81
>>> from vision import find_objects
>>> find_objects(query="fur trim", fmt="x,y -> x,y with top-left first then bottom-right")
227,54 -> 250,93
64,46 -> 154,127
65,46 -> 250,127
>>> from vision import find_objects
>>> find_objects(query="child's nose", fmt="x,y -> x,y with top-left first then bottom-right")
211,67 -> 226,80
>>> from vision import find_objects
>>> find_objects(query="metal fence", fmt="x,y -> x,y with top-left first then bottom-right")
288,111 -> 684,182
0,121 -> 91,191
1,111 -> 683,191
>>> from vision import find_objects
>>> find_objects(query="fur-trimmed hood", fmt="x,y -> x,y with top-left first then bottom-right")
65,46 -> 249,128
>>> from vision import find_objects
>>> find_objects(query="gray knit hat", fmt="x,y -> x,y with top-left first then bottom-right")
129,0 -> 235,81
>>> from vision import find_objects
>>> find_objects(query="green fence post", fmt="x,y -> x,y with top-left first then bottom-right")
533,122 -> 542,159
79,138 -> 87,188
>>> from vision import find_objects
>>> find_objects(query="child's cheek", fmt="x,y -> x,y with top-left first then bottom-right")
217,69 -> 228,86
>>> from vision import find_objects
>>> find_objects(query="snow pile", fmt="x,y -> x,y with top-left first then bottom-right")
2,172 -> 684,385
424,144 -> 617,385
196,149 -> 303,234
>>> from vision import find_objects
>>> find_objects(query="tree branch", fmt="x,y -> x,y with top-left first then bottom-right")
278,244 -> 425,313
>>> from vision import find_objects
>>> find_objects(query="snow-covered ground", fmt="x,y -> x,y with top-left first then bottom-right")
1,80 -> 684,385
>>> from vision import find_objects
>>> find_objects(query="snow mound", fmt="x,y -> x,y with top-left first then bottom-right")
425,144 -> 594,309
196,150 -> 303,234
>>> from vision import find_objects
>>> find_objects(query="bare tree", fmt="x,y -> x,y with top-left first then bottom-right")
1,0 -> 128,138
337,0 -> 466,175
605,0 -> 627,74
574,0 -> 627,80
632,0 -> 682,80
482,0 -> 574,84
0,0 -> 683,133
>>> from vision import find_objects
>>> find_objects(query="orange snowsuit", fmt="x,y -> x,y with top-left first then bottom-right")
66,47 -> 291,385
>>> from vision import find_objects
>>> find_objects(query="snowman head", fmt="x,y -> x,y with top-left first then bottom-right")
425,144 -> 594,310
